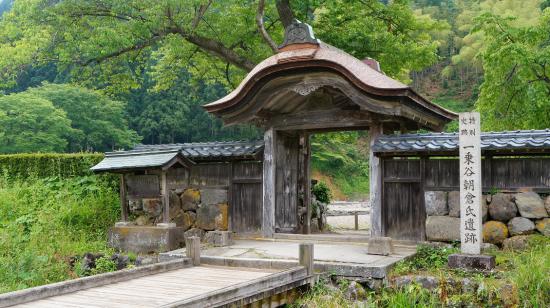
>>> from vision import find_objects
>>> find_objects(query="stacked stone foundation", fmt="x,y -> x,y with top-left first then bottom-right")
110,188 -> 231,253
425,190 -> 550,246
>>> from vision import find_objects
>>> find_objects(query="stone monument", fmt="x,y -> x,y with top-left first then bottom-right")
448,112 -> 495,270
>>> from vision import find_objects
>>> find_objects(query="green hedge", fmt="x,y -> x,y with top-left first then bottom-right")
0,153 -> 105,180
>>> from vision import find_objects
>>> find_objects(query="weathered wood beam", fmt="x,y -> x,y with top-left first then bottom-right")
120,174 -> 128,222
268,109 -> 373,131
262,128 -> 276,238
369,123 -> 384,237
303,134 -> 311,234
161,170 -> 169,224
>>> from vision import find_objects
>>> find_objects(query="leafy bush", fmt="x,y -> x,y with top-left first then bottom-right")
0,176 -> 119,293
312,181 -> 332,204
90,257 -> 117,276
392,244 -> 459,275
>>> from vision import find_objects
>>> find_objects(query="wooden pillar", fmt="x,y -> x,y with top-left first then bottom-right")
262,128 -> 276,238
300,133 -> 312,234
119,174 -> 128,222
161,170 -> 169,224
369,123 -> 383,237
185,236 -> 201,266
299,243 -> 314,276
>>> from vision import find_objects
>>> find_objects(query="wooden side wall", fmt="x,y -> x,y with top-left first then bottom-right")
382,156 -> 550,240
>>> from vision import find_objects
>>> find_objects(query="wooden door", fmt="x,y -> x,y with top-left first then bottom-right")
230,161 -> 263,234
382,159 -> 426,241
275,133 -> 299,233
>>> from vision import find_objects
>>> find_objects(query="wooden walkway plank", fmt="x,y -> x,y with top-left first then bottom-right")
9,265 -> 285,308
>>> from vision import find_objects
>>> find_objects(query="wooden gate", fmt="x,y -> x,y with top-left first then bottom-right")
275,133 -> 300,233
231,161 -> 263,234
382,159 -> 426,241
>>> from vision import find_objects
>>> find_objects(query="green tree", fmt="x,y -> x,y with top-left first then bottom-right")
26,83 -> 141,152
0,92 -> 73,153
0,0 -> 444,93
474,10 -> 550,130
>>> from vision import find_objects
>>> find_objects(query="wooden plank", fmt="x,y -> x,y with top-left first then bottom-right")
369,123 -> 383,237
262,128 -> 276,238
268,109 -> 373,131
120,174 -> 128,221
304,134 -> 311,234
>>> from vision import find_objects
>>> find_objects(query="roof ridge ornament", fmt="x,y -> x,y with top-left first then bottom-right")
278,19 -> 320,51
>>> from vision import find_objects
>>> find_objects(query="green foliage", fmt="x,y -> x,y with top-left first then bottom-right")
501,235 -> 550,306
125,72 -> 261,144
312,181 -> 332,204
0,92 -> 74,153
474,9 -> 550,130
392,244 -> 459,275
0,153 -> 105,180
0,176 -> 118,293
311,0 -> 447,82
0,0 -> 444,92
311,132 -> 369,199
0,84 -> 140,153
89,257 -> 117,276
25,83 -> 141,152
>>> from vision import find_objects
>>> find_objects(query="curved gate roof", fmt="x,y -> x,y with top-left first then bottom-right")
205,20 -> 457,131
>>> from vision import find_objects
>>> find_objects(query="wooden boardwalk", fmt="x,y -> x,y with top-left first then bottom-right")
11,266 -> 283,308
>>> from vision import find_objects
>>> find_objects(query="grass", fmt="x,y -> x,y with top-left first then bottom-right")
0,175 -> 119,293
295,236 -> 549,307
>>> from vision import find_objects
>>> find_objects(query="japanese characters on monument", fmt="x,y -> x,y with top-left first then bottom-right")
459,112 -> 482,255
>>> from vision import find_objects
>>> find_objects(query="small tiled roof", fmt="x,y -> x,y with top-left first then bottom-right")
133,140 -> 264,159
90,150 -> 184,172
373,129 -> 550,155
91,140 -> 263,172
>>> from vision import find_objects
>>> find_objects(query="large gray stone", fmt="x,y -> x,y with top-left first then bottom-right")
448,191 -> 460,217
172,211 -> 196,231
196,204 -> 220,230
425,191 -> 448,216
488,193 -> 517,222
502,235 -> 536,251
184,228 -> 206,242
393,275 -> 439,290
169,190 -> 182,210
367,237 -> 394,256
515,192 -> 548,219
507,217 -> 535,236
425,216 -> 460,242
545,196 -> 550,214
204,231 -> 233,247
200,188 -> 228,205
448,254 -> 495,271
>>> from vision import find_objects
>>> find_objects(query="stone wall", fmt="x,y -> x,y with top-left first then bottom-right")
425,191 -> 550,245
126,187 -> 229,243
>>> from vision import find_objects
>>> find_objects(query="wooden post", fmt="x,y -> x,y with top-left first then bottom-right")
262,128 -> 276,238
354,212 -> 359,230
119,174 -> 128,222
161,170 -> 169,224
185,236 -> 201,266
299,243 -> 314,276
369,123 -> 383,237
304,134 -> 311,234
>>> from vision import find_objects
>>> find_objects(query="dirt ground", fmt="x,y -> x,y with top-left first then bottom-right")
326,201 -> 370,231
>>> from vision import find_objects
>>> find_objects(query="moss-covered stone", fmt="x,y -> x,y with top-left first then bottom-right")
215,203 -> 229,231
535,218 -> 550,237
181,188 -> 200,211
483,221 -> 508,244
